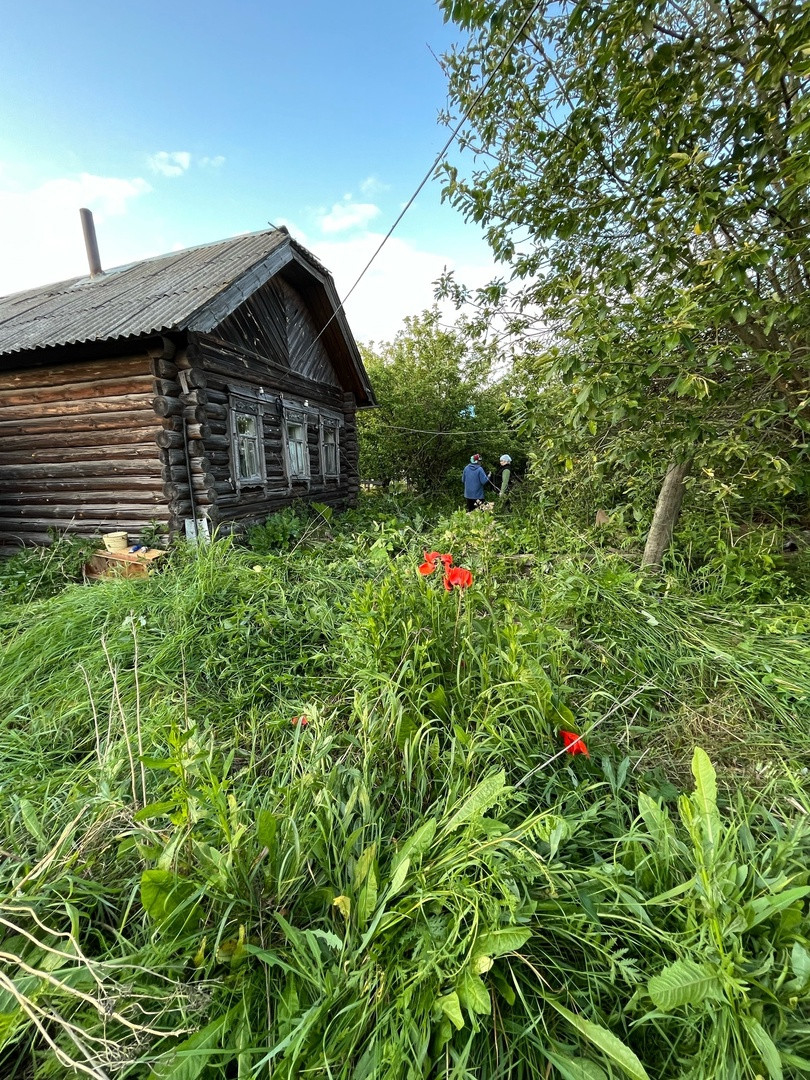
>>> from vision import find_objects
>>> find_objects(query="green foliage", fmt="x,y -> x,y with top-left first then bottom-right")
358,309 -> 522,491
0,532 -> 97,609
438,0 -> 810,533
0,498 -> 809,1077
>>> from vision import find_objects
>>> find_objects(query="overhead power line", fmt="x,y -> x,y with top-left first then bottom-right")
308,1 -> 542,352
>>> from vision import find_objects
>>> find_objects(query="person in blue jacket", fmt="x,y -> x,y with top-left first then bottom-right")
462,454 -> 490,511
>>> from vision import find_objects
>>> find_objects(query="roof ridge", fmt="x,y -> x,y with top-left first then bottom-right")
0,226 -> 288,301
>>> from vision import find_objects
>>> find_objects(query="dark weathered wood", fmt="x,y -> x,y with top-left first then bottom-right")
153,396 -> 183,418
154,429 -> 184,449
2,356 -> 150,391
151,357 -> 179,380
0,443 -> 162,466
0,461 -> 162,481
0,409 -> 157,438
0,394 -> 154,421
0,375 -> 155,407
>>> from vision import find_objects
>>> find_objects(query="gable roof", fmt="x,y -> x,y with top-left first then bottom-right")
0,228 -> 375,405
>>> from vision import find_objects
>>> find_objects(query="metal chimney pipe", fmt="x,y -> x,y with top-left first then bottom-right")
79,208 -> 103,277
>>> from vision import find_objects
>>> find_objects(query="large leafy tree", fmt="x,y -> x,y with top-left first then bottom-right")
438,0 -> 810,563
358,310 -> 519,492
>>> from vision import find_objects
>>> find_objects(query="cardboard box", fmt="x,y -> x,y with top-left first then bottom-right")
84,548 -> 167,580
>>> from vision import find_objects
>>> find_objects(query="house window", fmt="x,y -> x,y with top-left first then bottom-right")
285,416 -> 309,479
235,412 -> 262,482
321,422 -> 339,477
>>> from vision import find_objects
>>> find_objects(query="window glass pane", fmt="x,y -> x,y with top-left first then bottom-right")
288,422 -> 307,476
322,426 -> 338,475
235,411 -> 261,480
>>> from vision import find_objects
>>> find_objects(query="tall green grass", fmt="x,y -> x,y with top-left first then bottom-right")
1,502 -> 808,1078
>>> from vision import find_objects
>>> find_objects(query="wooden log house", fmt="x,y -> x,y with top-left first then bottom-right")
0,228 -> 376,551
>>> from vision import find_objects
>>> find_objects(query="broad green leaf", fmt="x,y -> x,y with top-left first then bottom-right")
256,810 -> 278,849
648,959 -> 723,1011
437,991 -> 465,1030
544,1051 -> 608,1080
355,845 -> 378,927
134,800 -> 179,822
547,1001 -> 651,1080
445,770 -> 506,833
474,927 -> 531,958
690,747 -> 720,857
457,966 -> 491,1016
386,856 -> 410,898
19,799 -> 45,843
737,887 -> 810,932
140,870 -> 200,934
744,1016 -> 783,1080
149,1007 -> 238,1079
791,942 -> 810,984
637,792 -> 674,861
353,843 -> 376,891
392,819 -> 436,871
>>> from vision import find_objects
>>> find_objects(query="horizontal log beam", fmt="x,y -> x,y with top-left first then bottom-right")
0,410 -> 155,438
0,461 -> 163,480
0,374 -> 156,407
1,355 -> 150,391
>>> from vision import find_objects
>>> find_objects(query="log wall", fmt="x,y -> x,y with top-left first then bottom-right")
191,276 -> 360,528
0,352 -> 168,551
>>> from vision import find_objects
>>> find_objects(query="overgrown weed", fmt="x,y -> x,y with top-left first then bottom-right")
0,497 -> 808,1077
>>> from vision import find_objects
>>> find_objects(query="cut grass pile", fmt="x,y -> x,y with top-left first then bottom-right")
1,500 -> 809,1078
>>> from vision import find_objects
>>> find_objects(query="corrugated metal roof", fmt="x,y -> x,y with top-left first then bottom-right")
0,228 -> 296,356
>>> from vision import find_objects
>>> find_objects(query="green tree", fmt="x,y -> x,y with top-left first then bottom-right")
438,0 -> 810,564
358,310 -> 519,493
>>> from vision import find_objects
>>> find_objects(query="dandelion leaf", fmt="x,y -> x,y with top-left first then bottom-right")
648,958 -> 723,1011
445,770 -> 506,832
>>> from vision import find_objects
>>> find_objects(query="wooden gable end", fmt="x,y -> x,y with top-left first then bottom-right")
278,279 -> 340,388
212,278 -> 290,368
206,276 -> 341,391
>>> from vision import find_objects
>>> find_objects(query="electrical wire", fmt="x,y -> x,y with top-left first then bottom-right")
305,0 -> 543,360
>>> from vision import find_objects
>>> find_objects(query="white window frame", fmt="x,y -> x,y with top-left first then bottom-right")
283,409 -> 310,482
320,417 -> 341,479
228,395 -> 266,489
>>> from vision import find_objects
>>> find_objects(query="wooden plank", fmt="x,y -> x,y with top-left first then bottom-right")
0,460 -> 162,480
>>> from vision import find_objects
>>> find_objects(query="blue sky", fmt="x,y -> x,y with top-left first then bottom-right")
0,1 -> 497,343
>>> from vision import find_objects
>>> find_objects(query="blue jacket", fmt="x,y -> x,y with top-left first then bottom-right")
462,463 -> 489,500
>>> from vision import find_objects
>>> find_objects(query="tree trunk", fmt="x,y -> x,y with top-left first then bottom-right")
641,460 -> 691,570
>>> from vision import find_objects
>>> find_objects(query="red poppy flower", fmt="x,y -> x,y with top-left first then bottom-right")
444,566 -> 474,591
419,552 -> 454,575
560,730 -> 589,756
291,715 -> 309,727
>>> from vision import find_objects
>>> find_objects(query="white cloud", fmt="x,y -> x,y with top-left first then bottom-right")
200,155 -> 226,168
0,169 -> 152,295
147,150 -> 191,178
359,175 -> 389,197
318,198 -> 380,235
283,221 -> 497,344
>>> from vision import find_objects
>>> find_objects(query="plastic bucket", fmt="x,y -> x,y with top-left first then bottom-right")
102,531 -> 129,553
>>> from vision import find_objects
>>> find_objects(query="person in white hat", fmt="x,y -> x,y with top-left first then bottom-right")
496,454 -> 512,497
